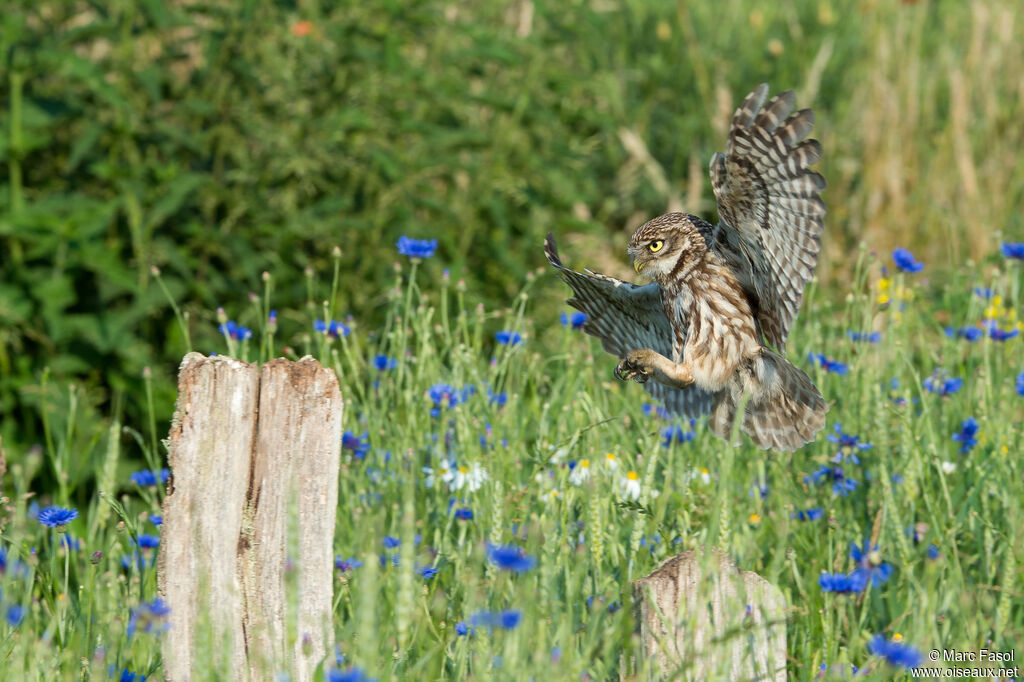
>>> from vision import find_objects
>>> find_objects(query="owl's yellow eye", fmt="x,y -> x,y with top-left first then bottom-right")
648,240 -> 664,253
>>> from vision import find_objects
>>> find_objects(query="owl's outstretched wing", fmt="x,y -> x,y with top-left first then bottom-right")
709,83 -> 825,352
544,233 -> 717,419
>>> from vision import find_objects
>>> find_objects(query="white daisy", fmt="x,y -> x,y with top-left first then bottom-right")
603,453 -> 619,471
453,462 -> 489,492
569,459 -> 592,486
423,461 -> 456,488
620,470 -> 641,500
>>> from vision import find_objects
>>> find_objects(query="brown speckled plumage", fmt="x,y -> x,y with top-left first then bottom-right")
545,85 -> 827,451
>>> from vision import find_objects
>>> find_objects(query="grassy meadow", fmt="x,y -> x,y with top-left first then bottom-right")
2,0 -> 1024,680
2,244 -> 1023,680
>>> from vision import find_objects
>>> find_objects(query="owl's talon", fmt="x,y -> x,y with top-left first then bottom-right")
615,357 -> 649,383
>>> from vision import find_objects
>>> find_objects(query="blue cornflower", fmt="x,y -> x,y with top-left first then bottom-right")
818,572 -> 860,593
130,469 -> 170,487
1001,242 -> 1024,259
560,311 -> 587,330
952,417 -> 979,453
792,508 -> 824,521
868,634 -> 923,668
328,667 -> 378,682
426,384 -> 473,415
827,423 -> 872,464
927,544 -> 940,560
455,621 -> 471,636
892,247 -> 924,273
314,319 -> 350,338
382,536 -> 400,549
661,421 -> 696,447
973,287 -> 994,299
6,605 -> 25,626
495,331 -> 522,346
126,598 -> 171,637
944,326 -> 983,342
923,372 -> 963,396
109,668 -> 146,682
487,388 -> 507,406
454,508 -> 474,521
846,331 -> 881,343
136,534 -> 160,549
218,320 -> 253,341
486,544 -> 537,573
642,404 -> 669,419
417,565 -> 439,580
342,431 -> 370,459
806,466 -> 858,496
817,663 -> 863,677
984,322 -> 1020,341
469,609 -> 522,630
1017,371 -> 1024,397
639,535 -> 661,552
850,540 -> 894,588
808,353 -> 849,375
335,557 -> 363,572
37,506 -> 79,529
150,515 -> 162,526
373,355 -> 397,370
396,236 -> 438,260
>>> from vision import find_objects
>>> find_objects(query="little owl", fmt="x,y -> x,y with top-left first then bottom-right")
546,84 -> 827,451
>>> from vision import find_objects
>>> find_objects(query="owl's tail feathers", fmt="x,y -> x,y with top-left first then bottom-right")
709,350 -> 827,452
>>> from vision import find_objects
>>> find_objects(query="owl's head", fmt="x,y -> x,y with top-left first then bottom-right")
628,213 -> 707,284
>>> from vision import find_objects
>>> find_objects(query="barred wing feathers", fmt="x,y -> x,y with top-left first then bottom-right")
544,233 -> 716,419
709,84 -> 825,351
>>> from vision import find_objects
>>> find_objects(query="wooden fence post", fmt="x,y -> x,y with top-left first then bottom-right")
632,549 -> 787,681
158,353 -> 342,681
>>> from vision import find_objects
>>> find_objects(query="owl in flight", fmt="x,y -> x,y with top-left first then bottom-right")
545,84 -> 827,451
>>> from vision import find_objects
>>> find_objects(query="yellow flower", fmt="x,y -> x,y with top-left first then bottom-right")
876,277 -> 892,305
749,513 -> 762,524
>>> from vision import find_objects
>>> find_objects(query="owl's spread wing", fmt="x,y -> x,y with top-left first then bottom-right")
544,233 -> 717,419
709,84 -> 825,351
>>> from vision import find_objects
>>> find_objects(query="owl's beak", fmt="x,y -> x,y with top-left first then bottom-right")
633,260 -> 644,274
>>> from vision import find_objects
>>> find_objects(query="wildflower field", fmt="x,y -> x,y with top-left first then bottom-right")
2,238 -> 1023,680
2,0 -> 1024,680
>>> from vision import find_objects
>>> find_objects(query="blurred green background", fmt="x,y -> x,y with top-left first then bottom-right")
1,0 -> 1021,452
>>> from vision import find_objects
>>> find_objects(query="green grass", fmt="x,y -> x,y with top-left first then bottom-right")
1,245 -> 1022,680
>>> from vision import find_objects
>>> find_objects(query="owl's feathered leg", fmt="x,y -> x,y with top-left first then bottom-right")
614,349 -> 694,389
708,350 -> 827,451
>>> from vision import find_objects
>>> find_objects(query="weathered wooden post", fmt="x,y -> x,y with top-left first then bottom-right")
632,549 -> 787,681
159,353 -> 342,681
